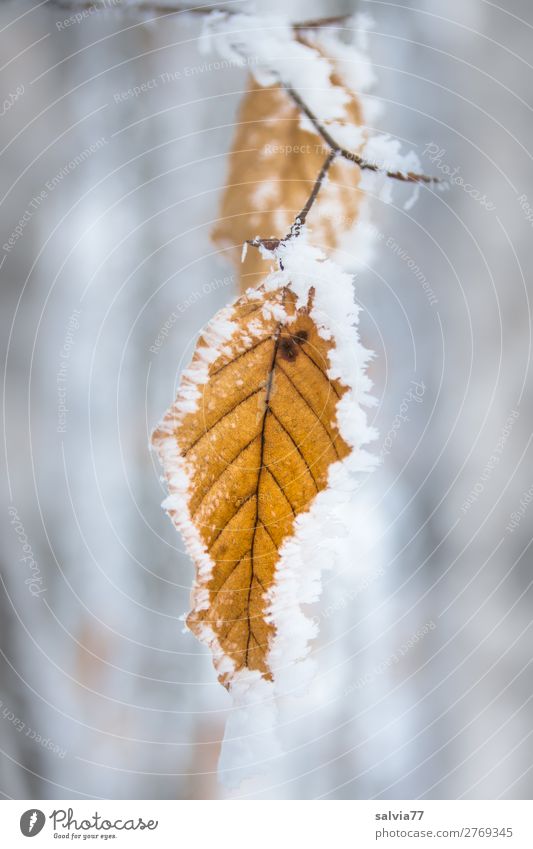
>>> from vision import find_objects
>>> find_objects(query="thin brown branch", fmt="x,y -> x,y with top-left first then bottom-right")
285,86 -> 438,185
51,1 -> 229,15
246,87 -> 439,256
292,149 -> 338,234
50,0 -> 349,29
247,150 -> 338,253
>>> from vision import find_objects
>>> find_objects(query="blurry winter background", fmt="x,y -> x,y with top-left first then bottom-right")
1,0 -> 532,800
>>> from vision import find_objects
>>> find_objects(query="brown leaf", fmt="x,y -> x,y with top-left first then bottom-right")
152,284 -> 350,686
212,55 -> 365,292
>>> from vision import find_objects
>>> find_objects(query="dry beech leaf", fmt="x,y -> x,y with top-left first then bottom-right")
212,60 -> 365,292
152,283 -> 351,686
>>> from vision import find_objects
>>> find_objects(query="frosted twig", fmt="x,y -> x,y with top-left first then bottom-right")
285,86 -> 439,185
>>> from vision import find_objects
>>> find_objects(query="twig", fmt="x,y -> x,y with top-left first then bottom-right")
50,0 -> 437,187
285,86 -> 438,185
246,87 -> 438,255
247,150 -> 338,253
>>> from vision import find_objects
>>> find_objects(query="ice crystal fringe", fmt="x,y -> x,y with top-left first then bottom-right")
201,11 -> 422,188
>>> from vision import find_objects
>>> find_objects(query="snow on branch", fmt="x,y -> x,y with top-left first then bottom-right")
201,13 -> 436,170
